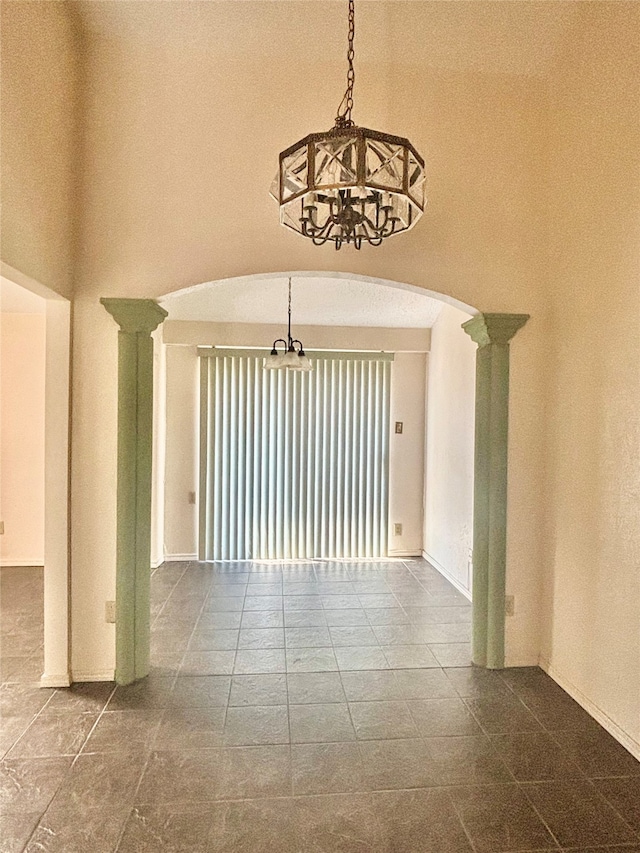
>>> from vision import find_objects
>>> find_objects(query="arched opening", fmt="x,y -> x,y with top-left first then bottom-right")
148,271 -> 478,676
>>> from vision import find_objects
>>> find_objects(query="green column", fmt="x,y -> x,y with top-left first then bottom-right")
101,298 -> 168,685
462,313 -> 529,669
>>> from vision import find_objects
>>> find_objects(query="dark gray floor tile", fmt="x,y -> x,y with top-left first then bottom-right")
0,811 -> 41,853
245,583 -> 282,596
372,788 -> 474,852
207,798 -> 301,853
465,694 -> 545,734
552,727 -> 640,777
316,582 -> 356,595
365,607 -> 410,626
592,775 -> 640,833
335,646 -> 389,671
425,736 -> 514,786
295,792 -> 382,852
417,606 -> 472,624
522,778 -> 639,848
170,675 -> 230,707
25,802 -> 131,853
290,703 -> 356,743
490,731 -> 585,782
234,647 -> 286,674
0,683 -> 54,717
382,645 -> 440,669
180,650 -> 235,675
418,623 -> 472,644
292,742 -> 364,794
223,705 -> 290,745
372,624 -> 426,646
283,609 -> 328,627
283,595 -> 323,611
238,628 -> 285,649
188,628 -> 239,650
52,752 -> 146,808
0,756 -> 73,814
229,673 -> 287,706
330,625 -> 378,646
341,670 -> 403,702
203,596 -> 244,612
219,744 -> 291,799
286,646 -> 338,673
449,783 -> 557,852
118,803 -> 216,852
427,643 -> 472,667
45,682 -> 115,714
243,595 -> 282,611
358,594 -> 399,609
108,677 -> 175,710
287,671 -> 346,704
324,608 -> 370,626
7,711 -> 98,758
285,626 -> 332,647
392,667 -> 458,699
155,706 -> 226,750
0,716 -> 33,759
196,611 -> 242,630
444,666 -> 513,698
350,700 -> 419,740
135,750 -> 223,803
82,709 -> 163,754
240,610 -> 284,628
359,738 -> 438,790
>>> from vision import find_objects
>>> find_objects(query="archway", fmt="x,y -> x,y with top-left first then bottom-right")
102,272 -> 527,683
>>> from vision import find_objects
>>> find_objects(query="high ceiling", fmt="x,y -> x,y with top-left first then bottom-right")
76,1 -> 578,80
161,274 -> 448,327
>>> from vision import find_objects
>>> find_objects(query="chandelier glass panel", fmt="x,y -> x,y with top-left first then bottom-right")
271,0 -> 426,250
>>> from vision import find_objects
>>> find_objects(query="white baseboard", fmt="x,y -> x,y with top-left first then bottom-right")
162,553 -> 197,562
150,557 -> 164,569
0,560 -> 45,568
387,550 -> 423,558
422,551 -> 472,602
40,672 -> 71,688
71,669 -> 115,683
539,656 -> 640,762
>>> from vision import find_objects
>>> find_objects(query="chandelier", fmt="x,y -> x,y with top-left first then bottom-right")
264,278 -> 313,371
271,0 -> 426,250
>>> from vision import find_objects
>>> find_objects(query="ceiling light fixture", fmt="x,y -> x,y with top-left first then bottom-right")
271,0 -> 425,250
264,278 -> 313,371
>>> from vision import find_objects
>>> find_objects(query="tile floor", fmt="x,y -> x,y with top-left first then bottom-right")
1,559 -> 639,852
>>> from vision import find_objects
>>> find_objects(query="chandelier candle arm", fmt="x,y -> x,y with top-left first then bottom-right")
271,0 -> 426,249
264,279 -> 313,372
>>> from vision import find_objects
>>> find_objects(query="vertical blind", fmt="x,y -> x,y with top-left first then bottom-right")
199,349 -> 392,560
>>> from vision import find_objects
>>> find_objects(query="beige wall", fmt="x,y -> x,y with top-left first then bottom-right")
540,4 -> 640,756
0,2 -> 79,299
423,304 -> 476,595
0,314 -> 46,565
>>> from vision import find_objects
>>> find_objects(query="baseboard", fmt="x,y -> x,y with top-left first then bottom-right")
162,553 -> 197,562
70,669 -> 115,683
422,551 -> 472,601
387,550 -> 423,558
540,656 -> 640,762
40,672 -> 71,688
0,560 -> 45,568
150,556 -> 164,569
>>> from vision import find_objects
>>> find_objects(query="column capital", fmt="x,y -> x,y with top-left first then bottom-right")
101,298 -> 168,335
462,313 -> 529,347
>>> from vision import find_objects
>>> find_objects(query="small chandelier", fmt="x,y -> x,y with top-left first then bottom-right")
264,278 -> 313,372
271,0 -> 426,250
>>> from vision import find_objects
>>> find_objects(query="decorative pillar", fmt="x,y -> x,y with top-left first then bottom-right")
462,313 -> 529,669
101,298 -> 168,685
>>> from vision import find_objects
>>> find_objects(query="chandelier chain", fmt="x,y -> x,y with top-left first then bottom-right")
335,0 -> 355,128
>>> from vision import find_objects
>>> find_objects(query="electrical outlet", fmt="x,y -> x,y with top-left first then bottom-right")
505,595 -> 515,616
188,491 -> 196,505
395,422 -> 403,434
105,601 -> 116,623
0,520 -> 4,535
393,523 -> 403,536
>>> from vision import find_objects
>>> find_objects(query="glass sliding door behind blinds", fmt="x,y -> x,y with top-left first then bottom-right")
199,349 -> 392,561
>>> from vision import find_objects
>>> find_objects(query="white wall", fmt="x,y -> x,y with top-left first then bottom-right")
388,352 -> 427,556
423,304 -> 476,596
163,345 -> 199,560
160,334 -> 428,561
0,313 -> 46,565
